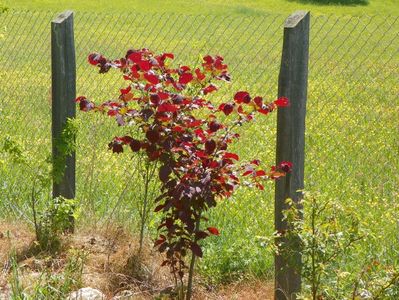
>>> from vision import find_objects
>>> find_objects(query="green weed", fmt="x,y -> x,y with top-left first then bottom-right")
9,248 -> 87,300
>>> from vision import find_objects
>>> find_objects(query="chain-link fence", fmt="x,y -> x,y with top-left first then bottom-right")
0,10 -> 398,277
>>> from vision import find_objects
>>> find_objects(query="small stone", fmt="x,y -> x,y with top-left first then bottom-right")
67,287 -> 105,300
112,290 -> 138,300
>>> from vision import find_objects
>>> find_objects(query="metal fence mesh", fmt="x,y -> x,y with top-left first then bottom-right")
0,10 -> 398,277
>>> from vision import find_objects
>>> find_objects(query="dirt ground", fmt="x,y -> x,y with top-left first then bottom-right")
0,221 -> 273,299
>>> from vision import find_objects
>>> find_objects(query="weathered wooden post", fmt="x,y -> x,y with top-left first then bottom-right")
275,11 -> 310,300
51,11 -> 76,231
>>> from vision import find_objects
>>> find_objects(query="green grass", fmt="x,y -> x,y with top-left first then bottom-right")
0,0 -> 398,292
4,0 -> 399,15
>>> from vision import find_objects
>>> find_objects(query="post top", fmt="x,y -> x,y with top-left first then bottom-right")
52,10 -> 73,24
284,11 -> 309,28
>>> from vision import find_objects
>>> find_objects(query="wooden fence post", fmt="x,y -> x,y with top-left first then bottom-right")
275,11 -> 310,300
51,11 -> 76,230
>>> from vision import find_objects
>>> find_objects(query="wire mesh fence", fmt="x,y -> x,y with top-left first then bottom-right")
0,10 -> 398,277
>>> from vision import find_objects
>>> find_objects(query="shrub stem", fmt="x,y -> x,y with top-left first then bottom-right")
186,214 -> 201,300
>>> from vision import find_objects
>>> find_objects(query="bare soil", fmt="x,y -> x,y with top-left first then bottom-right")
0,221 -> 273,299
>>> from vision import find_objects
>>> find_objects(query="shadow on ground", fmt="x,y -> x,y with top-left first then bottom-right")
288,0 -> 369,6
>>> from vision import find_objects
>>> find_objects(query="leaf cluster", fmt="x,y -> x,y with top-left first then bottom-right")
77,48 -> 291,287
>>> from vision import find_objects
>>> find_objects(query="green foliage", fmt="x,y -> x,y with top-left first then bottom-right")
281,193 -> 399,299
1,121 -> 78,252
31,249 -> 86,299
1,136 -> 50,187
35,196 -> 79,252
2,136 -> 26,164
9,252 -> 24,300
52,118 -> 78,184
285,194 -> 364,298
198,188 -> 276,284
199,238 -> 273,284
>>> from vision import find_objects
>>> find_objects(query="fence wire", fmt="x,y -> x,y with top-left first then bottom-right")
0,10 -> 398,277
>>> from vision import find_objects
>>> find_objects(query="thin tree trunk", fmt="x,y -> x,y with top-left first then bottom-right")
139,161 -> 151,255
186,215 -> 201,300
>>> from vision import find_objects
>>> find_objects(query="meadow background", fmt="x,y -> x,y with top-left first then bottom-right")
0,0 -> 398,290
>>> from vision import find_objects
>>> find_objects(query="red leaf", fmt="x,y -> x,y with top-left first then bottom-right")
214,56 -> 227,70
120,136 -> 133,144
208,121 -> 221,133
158,103 -> 178,113
88,54 -> 97,65
256,183 -> 265,190
195,130 -> 206,143
209,160 -> 219,169
274,97 -> 289,107
179,73 -> 193,84
278,161 -> 293,173
219,103 -> 234,116
234,91 -> 251,104
120,86 -> 132,95
205,139 -> 216,154
88,53 -> 102,65
180,65 -> 191,72
216,72 -> 231,82
154,204 -> 165,212
203,55 -> 214,64
130,139 -> 141,152
203,84 -> 218,95
195,68 -> 206,81
258,108 -> 270,115
172,126 -> 184,132
255,170 -> 266,177
159,165 -> 172,182
128,52 -> 141,63
138,60 -> 151,71
108,141 -> 123,154
163,53 -> 174,59
75,96 -> 86,103
207,227 -> 220,235
107,110 -> 118,116
190,243 -> 203,257
150,94 -> 160,105
253,96 -> 263,107
144,73 -> 159,85
146,129 -> 160,144
186,119 -> 202,128
77,98 -> 95,112
223,152 -> 239,161
158,91 -> 169,100
195,231 -> 209,240
195,151 -> 207,158
242,170 -> 254,176
154,238 -> 165,247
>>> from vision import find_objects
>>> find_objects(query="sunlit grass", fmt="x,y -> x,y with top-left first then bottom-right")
0,8 -> 398,284
5,0 -> 399,16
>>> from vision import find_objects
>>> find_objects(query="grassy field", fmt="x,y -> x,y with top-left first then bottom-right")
0,0 -> 398,297
4,0 -> 399,15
